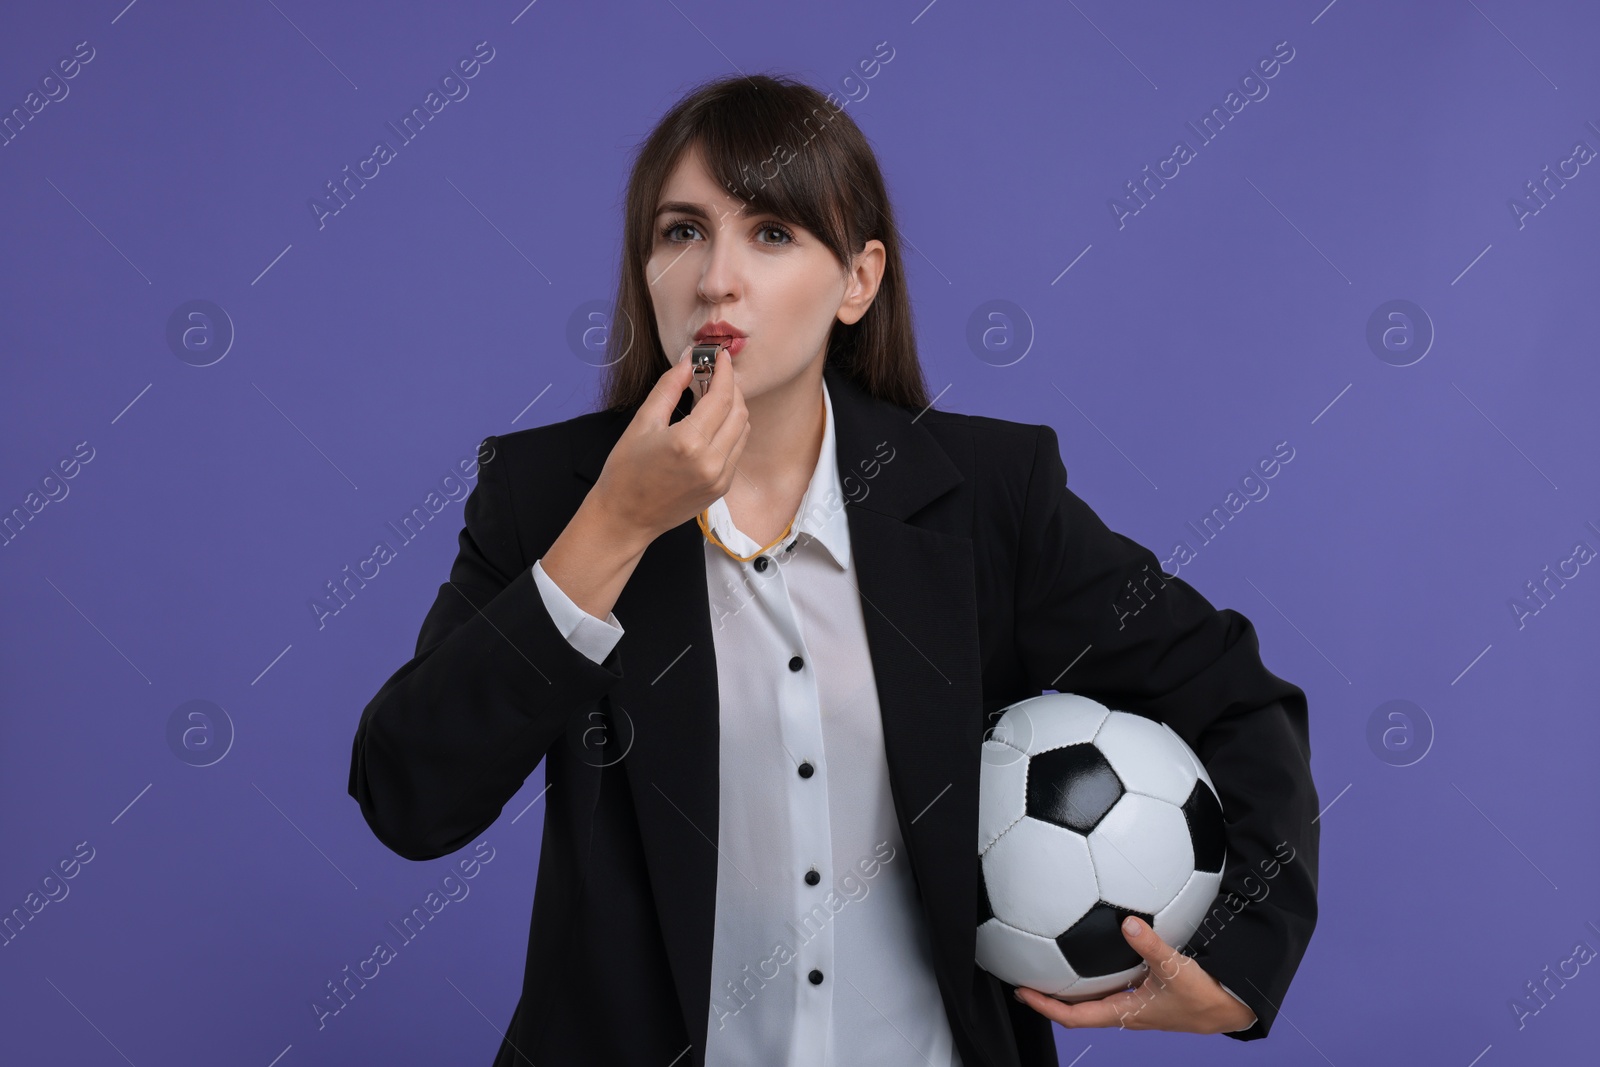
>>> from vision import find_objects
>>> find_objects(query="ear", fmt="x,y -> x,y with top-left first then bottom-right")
836,239 -> 887,326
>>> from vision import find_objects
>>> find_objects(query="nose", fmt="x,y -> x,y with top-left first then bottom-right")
695,223 -> 743,304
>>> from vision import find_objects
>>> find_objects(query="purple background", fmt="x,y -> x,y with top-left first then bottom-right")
3,1 -> 1597,1064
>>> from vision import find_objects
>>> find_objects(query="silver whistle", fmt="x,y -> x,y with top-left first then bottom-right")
690,343 -> 721,398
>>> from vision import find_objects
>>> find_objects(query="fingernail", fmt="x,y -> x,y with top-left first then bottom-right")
1014,988 -> 1026,1002
1123,916 -> 1143,936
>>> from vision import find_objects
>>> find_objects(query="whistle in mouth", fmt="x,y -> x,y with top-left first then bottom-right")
690,343 -> 721,396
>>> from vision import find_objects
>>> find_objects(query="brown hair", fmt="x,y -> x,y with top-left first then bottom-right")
595,73 -> 929,413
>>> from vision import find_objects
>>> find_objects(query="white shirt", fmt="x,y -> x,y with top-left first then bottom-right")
530,378 -> 963,1066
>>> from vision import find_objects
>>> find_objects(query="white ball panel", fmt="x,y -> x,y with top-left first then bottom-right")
1057,961 -> 1150,1003
1087,795 -> 1195,914
975,918 -> 1079,995
1153,867 -> 1223,953
978,739 -> 1029,855
982,817 -> 1099,938
994,693 -> 1110,757
1092,711 -> 1198,806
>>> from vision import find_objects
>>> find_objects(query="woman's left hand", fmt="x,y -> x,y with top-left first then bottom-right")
1012,915 -> 1258,1034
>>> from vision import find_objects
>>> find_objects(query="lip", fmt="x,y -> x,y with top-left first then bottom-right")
694,321 -> 747,358
695,320 -> 747,342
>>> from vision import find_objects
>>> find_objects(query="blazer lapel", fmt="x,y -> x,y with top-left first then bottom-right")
823,365 -> 985,1017
570,363 -> 979,1056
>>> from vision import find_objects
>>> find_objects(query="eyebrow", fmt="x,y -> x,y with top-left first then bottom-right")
654,200 -> 758,220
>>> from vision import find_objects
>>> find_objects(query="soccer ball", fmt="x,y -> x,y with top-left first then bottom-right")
976,692 -> 1226,1001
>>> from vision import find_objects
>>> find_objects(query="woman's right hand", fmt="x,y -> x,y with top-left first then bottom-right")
590,342 -> 750,545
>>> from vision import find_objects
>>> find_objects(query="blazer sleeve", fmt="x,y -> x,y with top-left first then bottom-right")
1011,424 -> 1319,1042
347,433 -> 626,861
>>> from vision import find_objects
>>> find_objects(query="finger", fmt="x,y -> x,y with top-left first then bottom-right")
1119,916 -> 1186,985
695,370 -> 750,486
1014,984 -> 1152,1030
707,339 -> 734,395
640,343 -> 702,425
707,371 -> 747,455
707,418 -> 752,495
706,347 -> 752,478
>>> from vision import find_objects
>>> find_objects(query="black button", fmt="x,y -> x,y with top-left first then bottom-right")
788,656 -> 804,672
785,541 -> 797,553
805,868 -> 820,885
798,761 -> 814,778
808,969 -> 824,985
754,556 -> 769,572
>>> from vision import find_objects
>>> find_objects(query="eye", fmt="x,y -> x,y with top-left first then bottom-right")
657,219 -> 797,246
659,220 -> 702,243
757,222 -> 796,245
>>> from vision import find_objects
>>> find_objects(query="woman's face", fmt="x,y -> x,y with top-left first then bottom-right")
645,142 -> 884,403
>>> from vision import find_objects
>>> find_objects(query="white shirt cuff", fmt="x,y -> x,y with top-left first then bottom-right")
531,559 -> 624,665
1217,982 -> 1258,1031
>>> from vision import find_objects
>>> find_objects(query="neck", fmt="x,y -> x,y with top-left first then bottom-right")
731,361 -> 827,509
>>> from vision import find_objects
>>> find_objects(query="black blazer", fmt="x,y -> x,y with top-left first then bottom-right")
348,362 -> 1319,1066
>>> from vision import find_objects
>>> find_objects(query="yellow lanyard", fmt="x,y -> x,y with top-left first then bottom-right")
696,392 -> 823,563
697,510 -> 797,562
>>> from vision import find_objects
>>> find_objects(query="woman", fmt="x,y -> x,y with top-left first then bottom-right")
348,74 -> 1318,1067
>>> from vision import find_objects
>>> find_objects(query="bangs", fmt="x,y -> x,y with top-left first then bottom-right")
680,94 -> 857,264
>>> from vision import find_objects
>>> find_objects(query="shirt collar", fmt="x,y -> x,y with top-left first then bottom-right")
702,377 -> 851,570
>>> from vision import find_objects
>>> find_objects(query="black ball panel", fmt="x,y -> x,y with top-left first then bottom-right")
977,862 -> 993,925
1026,744 -> 1124,833
1056,902 -> 1155,977
1181,779 -> 1227,874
